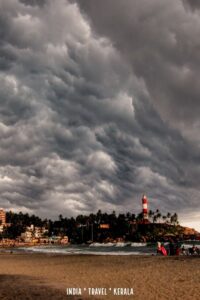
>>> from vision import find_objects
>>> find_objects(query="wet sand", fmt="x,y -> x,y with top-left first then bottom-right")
0,253 -> 200,300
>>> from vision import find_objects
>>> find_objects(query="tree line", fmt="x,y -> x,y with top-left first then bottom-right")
1,209 -> 180,242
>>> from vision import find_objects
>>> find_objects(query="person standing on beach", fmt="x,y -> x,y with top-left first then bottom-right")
157,242 -> 167,255
157,242 -> 162,255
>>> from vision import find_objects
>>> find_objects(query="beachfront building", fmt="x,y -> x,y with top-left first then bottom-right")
0,209 -> 6,233
34,226 -> 48,238
21,230 -> 33,242
0,209 -> 6,225
21,224 -> 48,242
61,236 -> 69,244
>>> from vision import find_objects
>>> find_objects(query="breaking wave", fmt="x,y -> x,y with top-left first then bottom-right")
16,244 -> 154,255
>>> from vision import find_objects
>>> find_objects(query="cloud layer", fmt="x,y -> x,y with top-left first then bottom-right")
0,0 -> 200,228
76,0 -> 200,139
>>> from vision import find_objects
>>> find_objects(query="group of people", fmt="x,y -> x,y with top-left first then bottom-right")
182,245 -> 200,255
157,241 -> 200,256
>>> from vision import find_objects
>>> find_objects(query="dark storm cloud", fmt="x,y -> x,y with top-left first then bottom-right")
182,0 -> 200,11
76,0 -> 200,141
0,0 -> 135,217
0,0 -> 200,228
19,0 -> 46,7
73,0 -> 200,227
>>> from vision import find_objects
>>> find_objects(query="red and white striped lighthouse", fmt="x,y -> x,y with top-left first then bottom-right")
142,194 -> 148,220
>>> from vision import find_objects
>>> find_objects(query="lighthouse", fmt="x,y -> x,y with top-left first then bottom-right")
142,194 -> 148,221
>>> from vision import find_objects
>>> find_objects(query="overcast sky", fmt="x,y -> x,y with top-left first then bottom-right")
0,0 -> 200,230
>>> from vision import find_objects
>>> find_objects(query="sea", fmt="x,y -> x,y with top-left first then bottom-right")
2,241 -> 200,255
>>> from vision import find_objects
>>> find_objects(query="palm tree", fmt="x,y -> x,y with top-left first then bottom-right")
174,213 -> 178,225
153,215 -> 157,223
157,212 -> 162,223
155,209 -> 161,223
148,210 -> 154,222
136,212 -> 143,222
126,212 -> 131,220
131,214 -> 136,221
166,212 -> 171,224
171,213 -> 178,225
97,210 -> 102,224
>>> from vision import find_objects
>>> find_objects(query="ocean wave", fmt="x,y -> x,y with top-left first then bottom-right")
89,242 -> 147,247
89,242 -> 115,247
131,242 -> 147,247
115,242 -> 131,247
18,246 -> 151,256
181,243 -> 200,249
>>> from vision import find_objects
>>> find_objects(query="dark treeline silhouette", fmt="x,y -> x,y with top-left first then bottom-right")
2,210 -> 181,242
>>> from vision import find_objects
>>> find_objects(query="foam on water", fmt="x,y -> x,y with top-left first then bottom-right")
14,240 -> 200,256
115,242 -> 130,247
89,242 -> 114,247
131,242 -> 147,247
181,243 -> 200,249
17,244 -> 155,255
90,242 -> 147,247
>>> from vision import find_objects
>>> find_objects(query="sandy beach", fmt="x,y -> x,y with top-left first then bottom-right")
0,254 -> 199,300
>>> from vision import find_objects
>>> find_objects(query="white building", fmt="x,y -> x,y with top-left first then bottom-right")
21,224 -> 48,242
